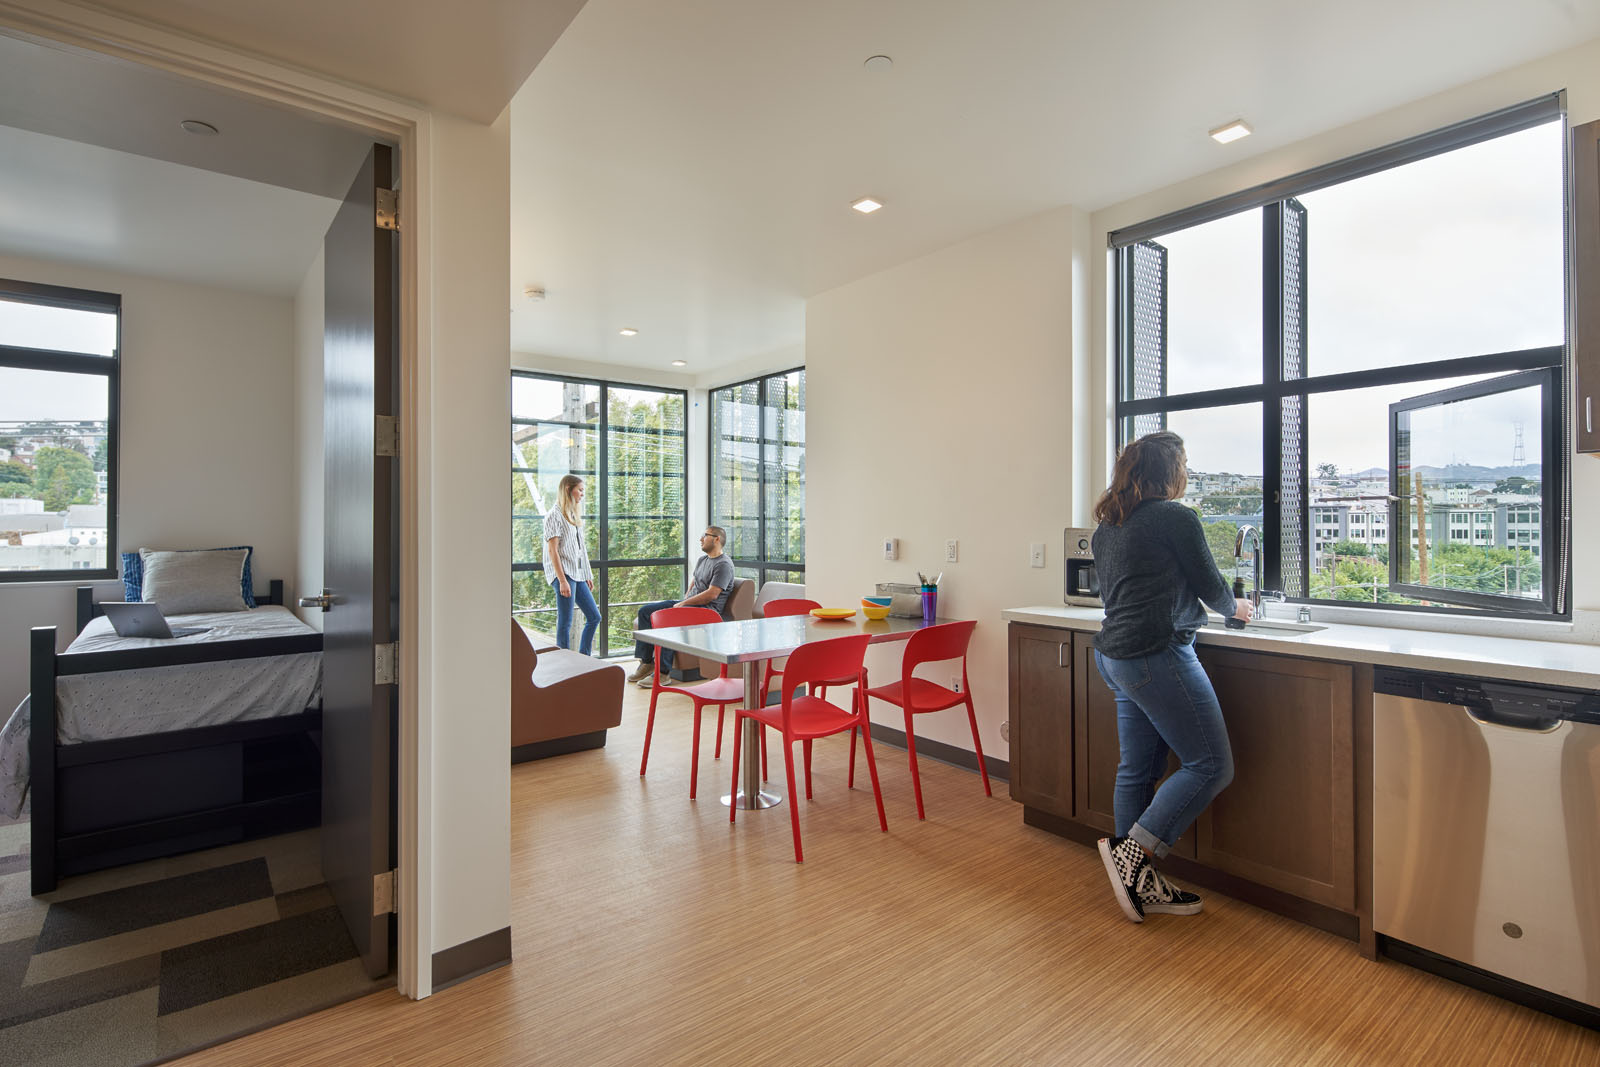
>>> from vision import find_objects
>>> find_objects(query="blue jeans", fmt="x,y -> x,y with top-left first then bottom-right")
1092,638 -> 1234,858
634,599 -> 679,673
552,578 -> 601,656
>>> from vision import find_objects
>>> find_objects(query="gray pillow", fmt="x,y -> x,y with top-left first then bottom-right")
139,548 -> 249,613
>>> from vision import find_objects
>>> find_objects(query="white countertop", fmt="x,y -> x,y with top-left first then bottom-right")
1001,605 -> 1600,690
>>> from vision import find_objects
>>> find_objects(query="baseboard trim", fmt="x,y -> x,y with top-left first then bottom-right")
512,731 -> 607,763
431,926 -> 511,992
868,722 -> 1009,783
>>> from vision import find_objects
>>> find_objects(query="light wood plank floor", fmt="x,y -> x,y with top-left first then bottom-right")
180,678 -> 1599,1066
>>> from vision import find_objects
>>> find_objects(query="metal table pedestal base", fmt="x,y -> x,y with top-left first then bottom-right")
721,664 -> 781,810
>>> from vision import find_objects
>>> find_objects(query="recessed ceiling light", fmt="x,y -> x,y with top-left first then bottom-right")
180,119 -> 219,136
863,55 -> 893,73
1209,119 -> 1252,144
671,360 -> 687,367
619,327 -> 638,337
851,197 -> 884,214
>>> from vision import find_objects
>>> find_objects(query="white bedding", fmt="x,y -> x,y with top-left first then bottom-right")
0,605 -> 321,818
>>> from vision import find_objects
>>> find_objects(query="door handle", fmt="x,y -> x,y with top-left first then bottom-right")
1058,642 -> 1068,668
1587,395 -> 1592,435
298,588 -> 335,612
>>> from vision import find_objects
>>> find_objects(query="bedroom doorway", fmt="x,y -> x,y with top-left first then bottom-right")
0,31 -> 406,1064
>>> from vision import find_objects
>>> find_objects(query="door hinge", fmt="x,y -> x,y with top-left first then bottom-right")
373,868 -> 398,916
376,188 -> 399,231
375,641 -> 398,685
375,414 -> 399,457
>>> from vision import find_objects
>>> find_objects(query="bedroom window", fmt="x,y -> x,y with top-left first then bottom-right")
1110,95 -> 1568,618
511,372 -> 687,656
709,368 -> 806,588
0,280 -> 119,582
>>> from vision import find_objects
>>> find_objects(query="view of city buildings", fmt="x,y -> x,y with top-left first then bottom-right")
0,418 -> 111,572
1184,463 -> 1542,603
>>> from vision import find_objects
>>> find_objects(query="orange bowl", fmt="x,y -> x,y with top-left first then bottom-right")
810,607 -> 856,620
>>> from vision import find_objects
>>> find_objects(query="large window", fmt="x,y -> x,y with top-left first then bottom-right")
1112,97 -> 1567,616
511,373 -> 686,656
710,368 -> 805,587
0,280 -> 119,581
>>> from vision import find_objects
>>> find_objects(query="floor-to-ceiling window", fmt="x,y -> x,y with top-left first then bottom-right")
512,372 -> 687,656
710,368 -> 805,587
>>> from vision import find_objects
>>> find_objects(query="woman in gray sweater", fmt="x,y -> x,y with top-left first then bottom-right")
1090,431 -> 1252,923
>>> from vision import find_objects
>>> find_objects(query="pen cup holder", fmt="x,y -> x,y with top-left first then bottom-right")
920,589 -> 937,625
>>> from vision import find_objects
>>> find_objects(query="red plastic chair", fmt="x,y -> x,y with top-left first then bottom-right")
856,620 -> 990,819
730,632 -> 886,863
639,606 -> 745,799
758,597 -> 821,699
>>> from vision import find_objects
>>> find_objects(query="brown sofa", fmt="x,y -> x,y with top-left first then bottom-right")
511,620 -> 625,762
669,575 -> 754,681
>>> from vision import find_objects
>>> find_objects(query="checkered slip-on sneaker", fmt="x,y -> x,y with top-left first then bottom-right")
1097,836 -> 1147,923
1137,865 -> 1204,916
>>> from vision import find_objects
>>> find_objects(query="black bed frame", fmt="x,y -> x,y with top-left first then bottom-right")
29,580 -> 324,894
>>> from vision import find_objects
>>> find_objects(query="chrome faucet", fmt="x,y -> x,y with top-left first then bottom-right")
1232,524 -> 1287,617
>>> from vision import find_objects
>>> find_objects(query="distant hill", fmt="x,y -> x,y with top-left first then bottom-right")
1348,463 -> 1541,482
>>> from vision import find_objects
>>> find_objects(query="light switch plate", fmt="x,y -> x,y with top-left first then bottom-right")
883,537 -> 898,561
946,538 -> 959,563
1029,542 -> 1045,568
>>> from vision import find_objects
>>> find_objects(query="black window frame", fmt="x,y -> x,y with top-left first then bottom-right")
1109,94 -> 1571,619
0,278 -> 120,584
510,370 -> 688,657
708,366 -> 806,589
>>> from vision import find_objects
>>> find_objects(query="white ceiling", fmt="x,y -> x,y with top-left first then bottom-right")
508,0 -> 1600,375
81,0 -> 589,125
0,33 -> 377,296
0,123 -> 340,296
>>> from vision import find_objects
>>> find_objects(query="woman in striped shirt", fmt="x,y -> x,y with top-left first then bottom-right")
543,474 -> 600,655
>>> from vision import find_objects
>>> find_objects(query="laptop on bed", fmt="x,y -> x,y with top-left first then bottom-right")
100,602 -> 210,639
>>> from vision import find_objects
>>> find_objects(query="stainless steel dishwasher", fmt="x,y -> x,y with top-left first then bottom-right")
1372,666 -> 1600,1020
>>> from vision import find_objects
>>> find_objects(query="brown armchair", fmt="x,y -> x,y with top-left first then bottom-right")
670,575 -> 754,681
511,620 -> 625,762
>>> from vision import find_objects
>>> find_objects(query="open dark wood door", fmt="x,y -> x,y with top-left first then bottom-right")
321,143 -> 397,978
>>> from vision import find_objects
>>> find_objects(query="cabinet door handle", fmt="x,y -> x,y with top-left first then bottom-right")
1058,642 -> 1068,668
1588,395 -> 1593,435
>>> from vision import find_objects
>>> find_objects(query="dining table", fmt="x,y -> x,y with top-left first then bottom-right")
632,611 -> 956,810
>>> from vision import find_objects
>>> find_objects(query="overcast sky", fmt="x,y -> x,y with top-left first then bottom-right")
1158,120 -> 1563,478
1,299 -> 115,422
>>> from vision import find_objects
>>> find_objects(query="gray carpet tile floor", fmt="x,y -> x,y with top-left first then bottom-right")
0,813 -> 385,1067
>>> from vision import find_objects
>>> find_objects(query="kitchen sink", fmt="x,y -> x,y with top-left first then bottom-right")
1203,616 -> 1327,635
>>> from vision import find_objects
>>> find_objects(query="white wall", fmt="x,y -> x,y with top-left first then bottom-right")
293,249 -> 325,631
423,111 -> 514,955
1089,36 -> 1600,644
805,205 -> 1089,758
0,253 -> 298,707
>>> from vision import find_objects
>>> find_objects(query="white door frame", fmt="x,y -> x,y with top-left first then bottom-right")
0,0 -> 435,997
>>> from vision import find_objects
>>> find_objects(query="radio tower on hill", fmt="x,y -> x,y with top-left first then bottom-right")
1512,421 -> 1525,469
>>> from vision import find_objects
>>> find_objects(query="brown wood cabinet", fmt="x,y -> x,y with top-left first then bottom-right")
1007,623 -> 1072,817
1193,646 -> 1355,910
1575,118 -> 1600,455
1010,623 -> 1357,919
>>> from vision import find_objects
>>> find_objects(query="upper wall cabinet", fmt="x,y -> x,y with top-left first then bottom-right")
1576,119 -> 1600,455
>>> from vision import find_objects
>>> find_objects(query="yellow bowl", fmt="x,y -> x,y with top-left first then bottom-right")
860,604 -> 891,621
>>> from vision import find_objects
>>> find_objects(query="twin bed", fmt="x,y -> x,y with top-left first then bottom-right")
1,580 -> 324,894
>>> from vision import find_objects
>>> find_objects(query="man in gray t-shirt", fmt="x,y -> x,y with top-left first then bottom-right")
629,526 -> 737,684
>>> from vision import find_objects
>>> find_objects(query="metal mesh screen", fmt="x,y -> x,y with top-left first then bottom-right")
1129,240 -> 1168,437
1278,200 -> 1309,597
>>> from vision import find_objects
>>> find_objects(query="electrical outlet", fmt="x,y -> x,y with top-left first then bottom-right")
950,676 -> 962,693
883,536 -> 898,561
945,538 -> 959,563
1029,542 -> 1045,568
